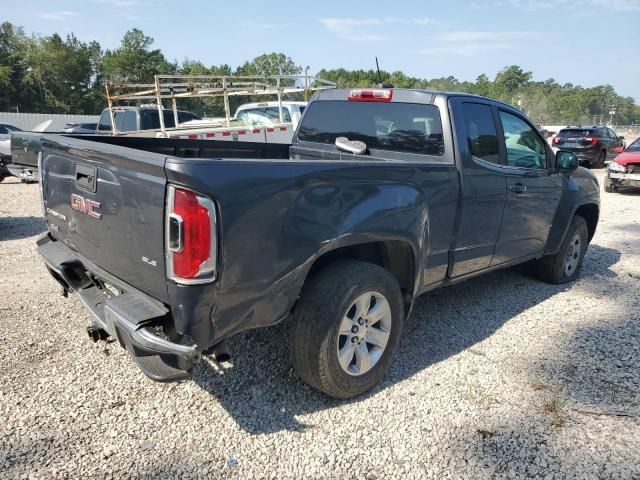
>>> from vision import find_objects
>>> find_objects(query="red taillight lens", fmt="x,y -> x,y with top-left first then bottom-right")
166,186 -> 217,283
583,137 -> 598,145
348,89 -> 393,102
553,136 -> 560,144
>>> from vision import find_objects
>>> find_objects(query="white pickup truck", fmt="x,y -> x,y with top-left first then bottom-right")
96,102 -> 307,144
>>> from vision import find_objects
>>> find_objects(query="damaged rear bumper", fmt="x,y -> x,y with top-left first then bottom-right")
37,234 -> 201,381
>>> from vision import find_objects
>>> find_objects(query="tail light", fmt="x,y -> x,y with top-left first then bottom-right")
166,185 -> 217,284
348,89 -> 393,102
552,136 -> 561,144
583,137 -> 598,145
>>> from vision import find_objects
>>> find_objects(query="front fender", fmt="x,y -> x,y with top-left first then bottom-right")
545,167 -> 600,255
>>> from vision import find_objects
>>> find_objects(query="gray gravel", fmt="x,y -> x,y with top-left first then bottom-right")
1,172 -> 639,480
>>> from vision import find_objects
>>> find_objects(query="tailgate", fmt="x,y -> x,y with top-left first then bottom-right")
41,136 -> 169,302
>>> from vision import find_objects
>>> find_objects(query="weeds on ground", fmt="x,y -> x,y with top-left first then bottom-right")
543,389 -> 569,427
465,381 -> 498,410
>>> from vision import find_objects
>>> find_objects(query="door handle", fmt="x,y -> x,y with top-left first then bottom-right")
509,183 -> 527,194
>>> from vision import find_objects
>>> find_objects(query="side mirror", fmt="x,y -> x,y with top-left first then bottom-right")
618,135 -> 625,140
614,146 -> 624,154
556,151 -> 579,171
335,136 -> 367,155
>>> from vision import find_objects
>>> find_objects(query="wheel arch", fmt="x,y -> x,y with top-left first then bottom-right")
545,201 -> 599,255
304,239 -> 418,317
574,203 -> 599,242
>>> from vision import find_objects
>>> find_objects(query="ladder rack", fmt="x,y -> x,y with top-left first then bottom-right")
105,73 -> 336,136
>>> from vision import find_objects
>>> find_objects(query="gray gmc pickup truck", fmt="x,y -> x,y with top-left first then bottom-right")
17,88 -> 600,398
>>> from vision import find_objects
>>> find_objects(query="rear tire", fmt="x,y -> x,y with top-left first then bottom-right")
290,260 -> 404,399
535,216 -> 588,284
595,151 -> 606,169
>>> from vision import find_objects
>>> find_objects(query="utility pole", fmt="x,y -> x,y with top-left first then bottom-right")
608,105 -> 617,126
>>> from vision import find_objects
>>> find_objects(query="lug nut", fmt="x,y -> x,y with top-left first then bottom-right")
357,318 -> 364,325
351,325 -> 359,333
351,336 -> 358,343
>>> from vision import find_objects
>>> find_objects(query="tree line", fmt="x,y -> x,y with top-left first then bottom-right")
1,22 -> 638,125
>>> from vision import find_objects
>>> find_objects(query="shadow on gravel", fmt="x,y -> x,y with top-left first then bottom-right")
611,187 -> 640,196
190,244 -> 622,434
455,285 -> 639,477
0,215 -> 46,241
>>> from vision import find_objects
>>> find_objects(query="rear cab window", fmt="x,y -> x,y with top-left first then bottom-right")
558,128 -> 594,138
297,100 -> 444,157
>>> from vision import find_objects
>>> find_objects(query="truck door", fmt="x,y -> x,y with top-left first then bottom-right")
491,109 -> 563,265
448,99 -> 507,277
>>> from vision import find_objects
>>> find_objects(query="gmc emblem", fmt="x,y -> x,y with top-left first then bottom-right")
70,194 -> 102,219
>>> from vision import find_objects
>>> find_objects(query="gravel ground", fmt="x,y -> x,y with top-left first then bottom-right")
1,171 -> 639,480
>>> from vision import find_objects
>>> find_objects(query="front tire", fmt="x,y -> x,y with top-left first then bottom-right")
290,260 -> 404,399
535,216 -> 589,284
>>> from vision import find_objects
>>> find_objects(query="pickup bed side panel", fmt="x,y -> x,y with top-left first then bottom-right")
164,158 -> 459,345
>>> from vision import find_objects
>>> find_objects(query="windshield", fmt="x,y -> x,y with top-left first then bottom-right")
625,138 -> 640,152
236,107 -> 292,127
298,100 -> 444,156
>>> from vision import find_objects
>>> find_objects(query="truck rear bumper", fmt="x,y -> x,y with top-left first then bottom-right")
37,234 -> 201,381
7,164 -> 38,182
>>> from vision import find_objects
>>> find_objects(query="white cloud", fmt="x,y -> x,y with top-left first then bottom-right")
39,11 -> 79,21
318,17 -> 433,41
479,0 -> 640,10
419,31 -> 540,56
590,0 -> 640,10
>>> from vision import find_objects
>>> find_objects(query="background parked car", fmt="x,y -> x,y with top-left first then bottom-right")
605,137 -> 640,192
552,125 -> 624,168
0,123 -> 22,182
63,122 -> 98,134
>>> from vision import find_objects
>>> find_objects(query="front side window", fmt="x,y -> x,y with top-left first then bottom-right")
499,111 -> 547,169
608,128 -> 618,140
298,100 -> 444,156
461,102 -> 499,163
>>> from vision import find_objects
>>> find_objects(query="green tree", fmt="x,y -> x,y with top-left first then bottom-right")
101,28 -> 175,84
493,65 -> 533,103
235,52 -> 301,77
0,22 -> 34,111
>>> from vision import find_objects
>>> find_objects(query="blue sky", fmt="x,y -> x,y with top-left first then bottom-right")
5,0 -> 640,101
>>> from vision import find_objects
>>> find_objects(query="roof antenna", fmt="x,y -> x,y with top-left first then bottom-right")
375,57 -> 394,88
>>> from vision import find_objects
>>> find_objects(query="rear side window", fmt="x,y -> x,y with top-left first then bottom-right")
114,111 -> 126,131
121,111 -> 137,131
461,102 -> 499,163
298,101 -> 444,156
